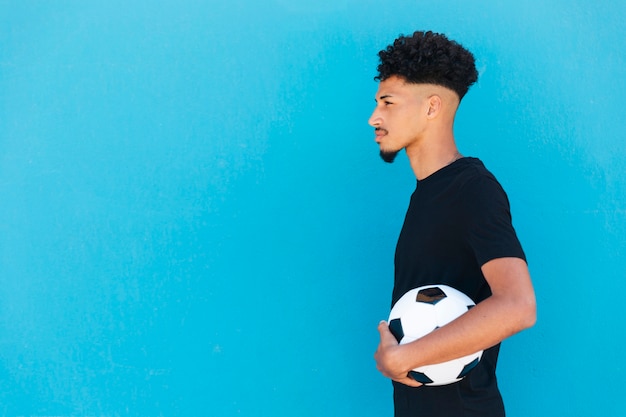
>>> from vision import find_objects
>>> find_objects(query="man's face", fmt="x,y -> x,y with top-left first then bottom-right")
368,76 -> 430,163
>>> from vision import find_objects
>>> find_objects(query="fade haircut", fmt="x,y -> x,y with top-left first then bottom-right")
375,31 -> 478,100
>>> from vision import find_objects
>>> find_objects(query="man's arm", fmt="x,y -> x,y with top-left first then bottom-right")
374,257 -> 536,386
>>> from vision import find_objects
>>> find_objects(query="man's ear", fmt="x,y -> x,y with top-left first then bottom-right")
426,95 -> 442,118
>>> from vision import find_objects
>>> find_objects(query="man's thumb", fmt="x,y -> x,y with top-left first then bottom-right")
378,320 -> 389,334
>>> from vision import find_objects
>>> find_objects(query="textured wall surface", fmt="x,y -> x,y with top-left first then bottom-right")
1,1 -> 624,416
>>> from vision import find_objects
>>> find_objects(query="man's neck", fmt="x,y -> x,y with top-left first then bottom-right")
407,131 -> 461,181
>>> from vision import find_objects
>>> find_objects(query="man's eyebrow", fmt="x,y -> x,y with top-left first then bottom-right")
375,94 -> 393,102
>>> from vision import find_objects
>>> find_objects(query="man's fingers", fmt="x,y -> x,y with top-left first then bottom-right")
394,375 -> 423,388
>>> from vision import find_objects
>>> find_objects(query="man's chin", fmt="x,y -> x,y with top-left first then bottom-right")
380,150 -> 399,163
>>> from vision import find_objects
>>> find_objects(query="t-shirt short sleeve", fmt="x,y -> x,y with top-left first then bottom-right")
462,173 -> 526,267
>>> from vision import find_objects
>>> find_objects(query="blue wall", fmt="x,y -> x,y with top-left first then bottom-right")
1,1 -> 624,416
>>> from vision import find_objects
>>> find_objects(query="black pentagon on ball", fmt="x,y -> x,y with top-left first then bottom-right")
457,357 -> 481,379
409,370 -> 434,384
388,318 -> 404,343
416,286 -> 447,305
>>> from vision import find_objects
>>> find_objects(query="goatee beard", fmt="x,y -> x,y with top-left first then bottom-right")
380,150 -> 399,163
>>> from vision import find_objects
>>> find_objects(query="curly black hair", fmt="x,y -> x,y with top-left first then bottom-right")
375,31 -> 478,100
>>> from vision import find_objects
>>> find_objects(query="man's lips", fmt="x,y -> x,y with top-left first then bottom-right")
374,128 -> 388,142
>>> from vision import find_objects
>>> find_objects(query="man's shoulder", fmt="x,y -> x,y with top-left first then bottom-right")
455,158 -> 503,191
457,157 -> 494,177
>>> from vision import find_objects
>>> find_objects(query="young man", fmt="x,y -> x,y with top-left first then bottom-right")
371,31 -> 536,416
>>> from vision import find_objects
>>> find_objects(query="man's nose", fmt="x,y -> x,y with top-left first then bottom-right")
368,109 -> 381,127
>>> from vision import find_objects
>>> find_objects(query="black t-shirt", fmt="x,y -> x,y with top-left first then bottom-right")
392,157 -> 526,417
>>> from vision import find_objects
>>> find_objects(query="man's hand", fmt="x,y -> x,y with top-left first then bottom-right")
374,321 -> 423,388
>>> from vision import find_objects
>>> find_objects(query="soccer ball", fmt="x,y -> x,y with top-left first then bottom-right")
388,284 -> 483,386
